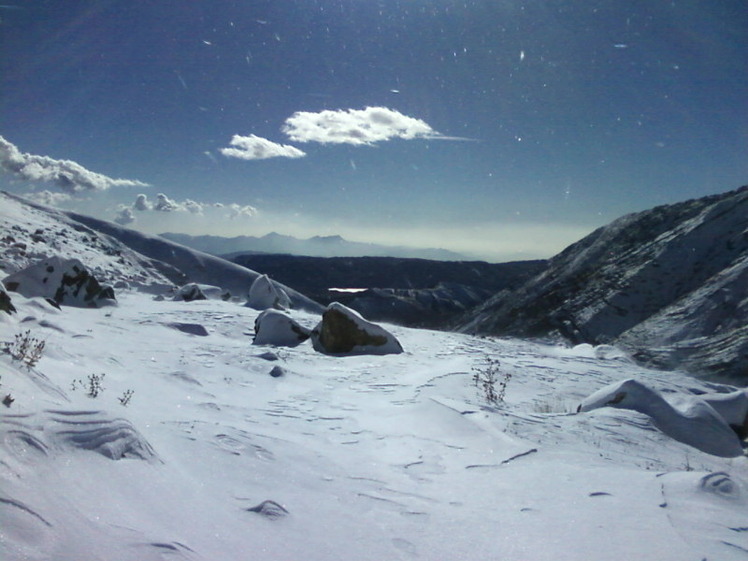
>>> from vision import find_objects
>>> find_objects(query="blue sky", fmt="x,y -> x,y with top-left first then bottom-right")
1,0 -> 746,261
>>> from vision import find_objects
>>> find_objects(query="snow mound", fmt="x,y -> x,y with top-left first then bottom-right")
310,302 -> 403,355
173,283 -> 207,302
2,410 -> 158,462
253,309 -> 310,347
247,274 -> 291,310
700,389 -> 748,438
3,256 -> 115,308
50,410 -> 158,461
246,499 -> 289,519
578,379 -> 745,458
660,471 -> 748,558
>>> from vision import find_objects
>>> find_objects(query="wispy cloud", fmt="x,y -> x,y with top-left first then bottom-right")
219,134 -> 306,160
0,135 -> 149,193
282,106 -> 442,146
22,189 -> 73,207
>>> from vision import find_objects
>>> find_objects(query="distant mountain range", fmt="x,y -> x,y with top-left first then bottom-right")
159,231 -> 469,261
458,185 -> 748,381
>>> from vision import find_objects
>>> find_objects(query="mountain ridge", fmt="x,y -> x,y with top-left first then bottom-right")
458,185 -> 748,381
160,231 -> 470,261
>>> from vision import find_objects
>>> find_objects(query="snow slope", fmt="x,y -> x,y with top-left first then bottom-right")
459,185 -> 748,381
0,191 -> 322,312
1,290 -> 747,560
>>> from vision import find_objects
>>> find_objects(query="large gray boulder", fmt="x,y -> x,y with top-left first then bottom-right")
310,302 -> 403,356
3,256 -> 115,308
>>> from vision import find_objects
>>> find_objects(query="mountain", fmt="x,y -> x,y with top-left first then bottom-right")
230,254 -> 546,328
459,185 -> 748,381
160,231 -> 469,261
0,192 -> 322,312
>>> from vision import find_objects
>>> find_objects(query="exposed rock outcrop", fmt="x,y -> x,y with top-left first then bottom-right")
310,302 -> 403,356
3,257 -> 115,308
0,281 -> 15,314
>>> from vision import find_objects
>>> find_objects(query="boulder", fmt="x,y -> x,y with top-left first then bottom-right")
173,283 -> 207,302
310,302 -> 403,356
0,281 -> 16,314
253,309 -> 310,347
247,274 -> 290,310
3,257 -> 115,308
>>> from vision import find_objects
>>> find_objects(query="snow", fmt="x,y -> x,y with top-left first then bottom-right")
1,192 -> 747,560
253,309 -> 311,347
2,289 -> 747,561
247,274 -> 291,310
578,378 -> 745,458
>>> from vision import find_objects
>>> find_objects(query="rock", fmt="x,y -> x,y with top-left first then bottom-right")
269,365 -> 286,378
3,256 -> 116,308
247,274 -> 290,310
0,281 -> 16,314
310,302 -> 403,356
253,309 -> 310,347
173,283 -> 207,302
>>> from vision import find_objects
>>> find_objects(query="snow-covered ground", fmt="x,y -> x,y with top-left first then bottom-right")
2,289 -> 747,561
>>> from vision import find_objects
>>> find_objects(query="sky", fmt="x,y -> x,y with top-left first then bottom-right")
1,0 -> 746,262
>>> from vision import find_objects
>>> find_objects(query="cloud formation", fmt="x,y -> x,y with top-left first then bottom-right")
0,135 -> 149,193
23,190 -> 73,207
282,106 -> 439,146
115,193 -> 257,225
114,206 -> 136,226
220,134 -> 306,160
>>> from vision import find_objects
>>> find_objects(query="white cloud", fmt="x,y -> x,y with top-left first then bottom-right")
114,206 -> 136,225
0,135 -> 149,193
116,193 -> 254,224
23,190 -> 73,207
281,106 -> 440,146
227,203 -> 257,218
219,134 -> 306,161
184,199 -> 204,215
153,193 -> 181,212
134,193 -> 151,211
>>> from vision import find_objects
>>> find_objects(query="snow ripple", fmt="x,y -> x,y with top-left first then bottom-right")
48,410 -> 159,461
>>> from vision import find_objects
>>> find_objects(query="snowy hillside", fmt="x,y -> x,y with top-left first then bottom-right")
459,185 -> 748,381
0,192 -> 321,312
2,194 -> 748,560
